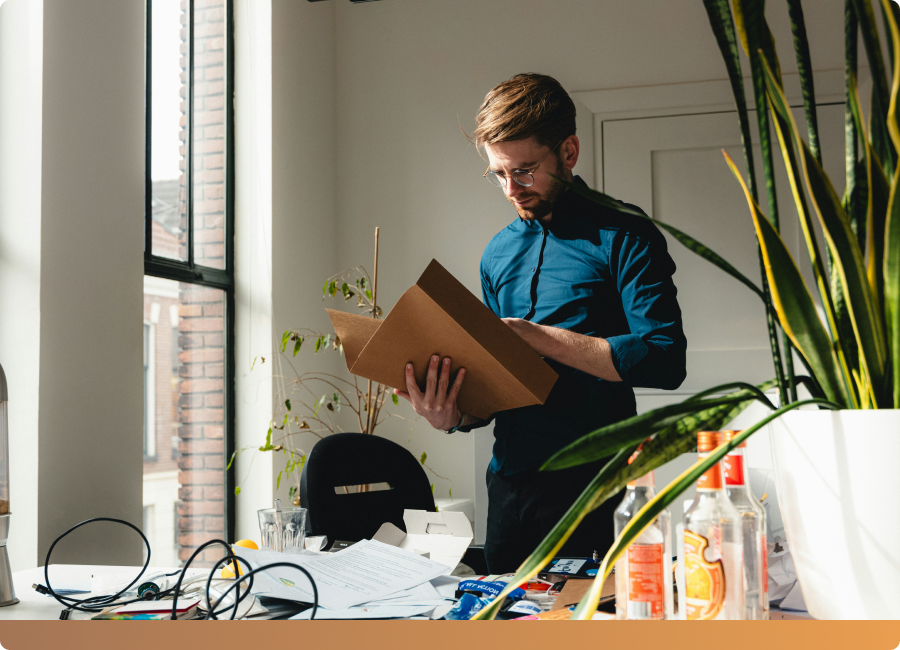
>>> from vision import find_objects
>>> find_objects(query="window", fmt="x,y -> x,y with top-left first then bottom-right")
144,0 -> 234,566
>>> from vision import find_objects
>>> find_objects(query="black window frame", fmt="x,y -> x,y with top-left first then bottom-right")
144,0 -> 236,543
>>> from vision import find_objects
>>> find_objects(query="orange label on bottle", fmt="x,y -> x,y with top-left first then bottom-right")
626,543 -> 665,619
722,453 -> 744,486
760,532 -> 768,596
696,454 -> 723,490
683,530 -> 726,620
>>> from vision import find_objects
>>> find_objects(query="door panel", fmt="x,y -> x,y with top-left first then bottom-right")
604,105 -> 845,391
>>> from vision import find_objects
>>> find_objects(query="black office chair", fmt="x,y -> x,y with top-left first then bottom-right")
299,432 -> 436,544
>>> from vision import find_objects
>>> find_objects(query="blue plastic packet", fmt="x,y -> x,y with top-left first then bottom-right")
456,579 -> 525,601
443,593 -> 489,620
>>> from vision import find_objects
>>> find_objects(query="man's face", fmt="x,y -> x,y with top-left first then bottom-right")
484,136 -> 572,222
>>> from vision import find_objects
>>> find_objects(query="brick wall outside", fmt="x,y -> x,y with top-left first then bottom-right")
175,0 -> 227,564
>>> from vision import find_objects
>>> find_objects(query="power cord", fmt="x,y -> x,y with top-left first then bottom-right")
38,517 -> 319,620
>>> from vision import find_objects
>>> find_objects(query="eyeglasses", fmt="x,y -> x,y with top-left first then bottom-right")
483,139 -> 564,189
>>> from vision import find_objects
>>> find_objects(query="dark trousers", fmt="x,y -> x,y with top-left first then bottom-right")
484,461 -> 620,575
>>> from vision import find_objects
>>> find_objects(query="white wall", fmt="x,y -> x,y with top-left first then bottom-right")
0,0 -> 144,569
319,0 -> 847,520
0,0 -> 43,571
36,0 -> 145,565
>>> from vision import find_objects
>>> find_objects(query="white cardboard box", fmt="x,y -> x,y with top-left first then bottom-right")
373,510 -> 473,575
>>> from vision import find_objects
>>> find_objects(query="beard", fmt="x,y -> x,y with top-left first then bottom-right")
508,160 -> 567,221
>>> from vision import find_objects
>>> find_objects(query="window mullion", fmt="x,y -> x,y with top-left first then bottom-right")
186,0 -> 195,268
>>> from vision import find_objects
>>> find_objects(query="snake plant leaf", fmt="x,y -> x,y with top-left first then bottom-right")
703,0 -> 759,199
764,59 -> 887,405
560,180 -> 764,301
880,0 -> 900,407
846,2 -> 867,251
569,398 -> 842,619
473,383 -> 773,621
852,0 -> 896,178
739,0 -> 781,227
724,151 -> 850,407
540,390 -> 772,472
786,0 -> 821,164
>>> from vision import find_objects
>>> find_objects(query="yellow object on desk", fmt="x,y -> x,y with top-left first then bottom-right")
221,539 -> 259,578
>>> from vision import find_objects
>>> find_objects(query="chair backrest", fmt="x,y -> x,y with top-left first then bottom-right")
299,432 -> 436,544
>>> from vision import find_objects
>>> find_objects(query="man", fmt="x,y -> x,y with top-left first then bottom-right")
394,73 -> 686,574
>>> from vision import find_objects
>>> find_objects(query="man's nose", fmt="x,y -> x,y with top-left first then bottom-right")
504,177 -> 526,199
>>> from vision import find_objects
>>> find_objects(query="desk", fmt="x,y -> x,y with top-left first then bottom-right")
0,565 -> 209,621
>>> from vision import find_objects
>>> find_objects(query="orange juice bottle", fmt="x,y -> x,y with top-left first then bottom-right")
676,431 -> 744,619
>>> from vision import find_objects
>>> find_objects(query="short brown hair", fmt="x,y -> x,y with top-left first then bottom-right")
472,73 -> 576,149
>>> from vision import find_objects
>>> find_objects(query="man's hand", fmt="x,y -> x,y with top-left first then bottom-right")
393,355 -> 466,431
502,317 -> 623,382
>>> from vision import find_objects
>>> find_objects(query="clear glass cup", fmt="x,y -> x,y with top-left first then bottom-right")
257,507 -> 307,552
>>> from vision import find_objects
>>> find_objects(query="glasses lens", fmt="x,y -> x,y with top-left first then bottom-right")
511,172 -> 534,187
485,172 -> 506,188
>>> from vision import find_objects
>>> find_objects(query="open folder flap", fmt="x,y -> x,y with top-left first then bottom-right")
325,259 -> 557,420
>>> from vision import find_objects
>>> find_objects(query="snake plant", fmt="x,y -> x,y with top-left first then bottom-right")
472,0 -> 898,620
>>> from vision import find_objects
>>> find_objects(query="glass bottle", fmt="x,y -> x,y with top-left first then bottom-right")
722,430 -> 768,620
614,463 -> 673,620
676,431 -> 744,620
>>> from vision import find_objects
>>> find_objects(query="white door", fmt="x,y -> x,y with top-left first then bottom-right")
603,104 -> 846,526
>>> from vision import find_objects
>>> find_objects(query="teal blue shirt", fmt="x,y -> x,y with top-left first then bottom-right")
467,177 -> 687,475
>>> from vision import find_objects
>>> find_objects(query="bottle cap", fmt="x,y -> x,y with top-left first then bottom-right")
696,431 -> 721,452
721,429 -> 746,448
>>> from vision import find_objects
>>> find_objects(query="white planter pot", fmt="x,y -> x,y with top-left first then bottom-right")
769,409 -> 900,619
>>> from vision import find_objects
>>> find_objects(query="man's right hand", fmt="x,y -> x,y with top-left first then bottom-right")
393,355 -> 466,431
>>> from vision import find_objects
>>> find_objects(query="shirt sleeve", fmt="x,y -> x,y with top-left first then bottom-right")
606,223 -> 687,390
458,251 -> 499,432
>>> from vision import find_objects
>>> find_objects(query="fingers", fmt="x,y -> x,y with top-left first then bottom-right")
425,355 -> 440,403
404,363 -> 423,401
437,357 -> 451,398
447,367 -> 466,404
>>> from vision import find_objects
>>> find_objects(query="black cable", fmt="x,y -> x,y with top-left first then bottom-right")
205,562 -> 319,621
42,517 -> 153,613
169,539 -> 253,620
41,517 -> 319,620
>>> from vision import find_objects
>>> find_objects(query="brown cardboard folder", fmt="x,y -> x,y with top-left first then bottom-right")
326,259 -> 558,420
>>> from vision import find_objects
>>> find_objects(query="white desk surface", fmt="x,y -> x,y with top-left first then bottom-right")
0,564 -> 209,620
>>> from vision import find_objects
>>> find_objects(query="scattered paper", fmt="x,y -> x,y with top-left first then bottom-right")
290,604 -> 437,620
233,539 -> 450,610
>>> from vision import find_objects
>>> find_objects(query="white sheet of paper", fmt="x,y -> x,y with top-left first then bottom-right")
290,604 -> 437,620
430,575 -> 461,599
234,539 -> 450,609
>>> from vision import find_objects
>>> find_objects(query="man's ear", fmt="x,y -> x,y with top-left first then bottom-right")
560,135 -> 580,171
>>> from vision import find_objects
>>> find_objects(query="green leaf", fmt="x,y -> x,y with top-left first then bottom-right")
280,330 -> 291,353
289,485 -> 297,500
234,486 -> 241,496
569,398 -> 841,619
365,289 -> 373,301
471,380 -> 770,621
448,488 -> 452,500
764,58 -> 887,405
314,336 -> 323,353
420,452 -> 427,465
322,279 -> 329,299
702,0 -> 759,199
541,388 -> 772,472
276,471 -> 282,490
852,0 -> 896,177
560,180 -> 764,301
282,413 -> 289,428
430,484 -> 435,495
285,399 -> 291,412
392,393 -> 399,405
293,338 -> 302,357
250,356 -> 257,372
226,451 -> 237,471
786,0 -> 821,164
724,150 -> 850,407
